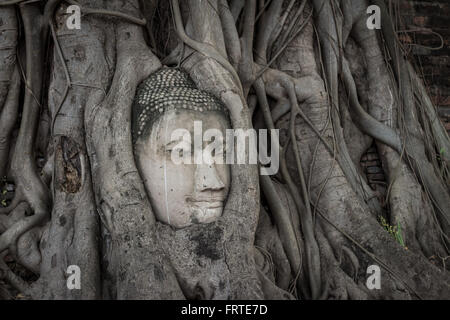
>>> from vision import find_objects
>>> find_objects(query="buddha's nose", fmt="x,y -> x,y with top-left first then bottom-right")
194,163 -> 225,192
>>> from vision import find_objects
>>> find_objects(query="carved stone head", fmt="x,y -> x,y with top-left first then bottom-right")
132,67 -> 231,229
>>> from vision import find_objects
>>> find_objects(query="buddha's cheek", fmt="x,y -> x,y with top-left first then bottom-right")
158,163 -> 195,225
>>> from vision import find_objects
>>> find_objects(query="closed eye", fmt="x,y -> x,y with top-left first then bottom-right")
164,140 -> 192,161
164,139 -> 190,151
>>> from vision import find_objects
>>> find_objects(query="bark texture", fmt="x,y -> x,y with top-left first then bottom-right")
0,0 -> 448,300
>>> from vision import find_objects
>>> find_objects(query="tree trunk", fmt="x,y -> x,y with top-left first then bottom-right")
0,0 -> 448,300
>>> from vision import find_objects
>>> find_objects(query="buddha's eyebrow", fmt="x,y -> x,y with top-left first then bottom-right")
211,135 -> 225,143
204,133 -> 225,145
163,137 -> 190,150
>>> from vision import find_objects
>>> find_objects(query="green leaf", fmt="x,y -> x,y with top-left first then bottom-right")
396,222 -> 405,247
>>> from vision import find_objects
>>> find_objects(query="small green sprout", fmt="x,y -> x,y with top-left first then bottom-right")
380,216 -> 405,248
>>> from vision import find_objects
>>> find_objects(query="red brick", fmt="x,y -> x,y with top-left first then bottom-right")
365,153 -> 379,161
445,122 -> 450,131
362,160 -> 380,167
413,16 -> 428,27
369,173 -> 385,181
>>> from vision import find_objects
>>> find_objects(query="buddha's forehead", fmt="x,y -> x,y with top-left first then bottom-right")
147,109 -> 230,145
164,109 -> 228,128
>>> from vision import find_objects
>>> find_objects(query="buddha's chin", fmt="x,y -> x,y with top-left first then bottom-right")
189,205 -> 223,225
161,204 -> 224,229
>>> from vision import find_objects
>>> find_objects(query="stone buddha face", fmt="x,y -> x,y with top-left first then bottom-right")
133,68 -> 231,229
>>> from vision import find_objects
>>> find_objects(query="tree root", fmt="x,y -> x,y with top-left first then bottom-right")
170,0 -> 242,92
66,0 -> 147,26
1,0 -> 448,300
0,2 -> 49,274
0,254 -> 29,294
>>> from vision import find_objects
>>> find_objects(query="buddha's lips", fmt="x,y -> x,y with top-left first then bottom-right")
196,202 -> 222,209
185,197 -> 224,208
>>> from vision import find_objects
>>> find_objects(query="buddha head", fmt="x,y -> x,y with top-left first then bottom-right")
132,67 -> 231,229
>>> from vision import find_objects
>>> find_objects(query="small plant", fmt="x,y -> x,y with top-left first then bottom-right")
1,176 -> 8,207
379,216 -> 405,248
